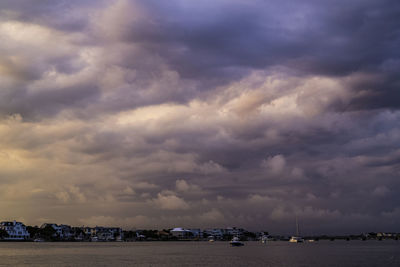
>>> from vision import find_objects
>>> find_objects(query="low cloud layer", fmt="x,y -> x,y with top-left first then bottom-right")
0,0 -> 399,234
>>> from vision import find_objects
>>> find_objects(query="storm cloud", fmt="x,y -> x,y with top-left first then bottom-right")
0,0 -> 399,234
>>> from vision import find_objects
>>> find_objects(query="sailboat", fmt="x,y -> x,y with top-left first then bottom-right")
289,217 -> 304,243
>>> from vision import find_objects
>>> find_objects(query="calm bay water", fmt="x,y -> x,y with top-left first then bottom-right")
0,240 -> 399,266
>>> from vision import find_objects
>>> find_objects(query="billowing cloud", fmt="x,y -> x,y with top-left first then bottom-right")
0,0 -> 399,234
152,191 -> 190,210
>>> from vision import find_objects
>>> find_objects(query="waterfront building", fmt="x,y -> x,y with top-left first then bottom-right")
96,226 -> 123,241
187,229 -> 203,238
204,228 -> 224,240
171,227 -> 191,239
0,220 -> 30,240
59,224 -> 74,239
41,223 -> 63,238
171,228 -> 203,239
40,223 -> 75,240
81,226 -> 123,241
223,227 -> 244,237
83,226 -> 95,236
203,227 -> 245,240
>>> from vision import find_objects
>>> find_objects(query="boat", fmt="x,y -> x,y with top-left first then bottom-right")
261,235 -> 268,244
33,238 -> 45,242
289,217 -> 304,243
289,236 -> 304,243
90,236 -> 99,242
230,236 -> 244,246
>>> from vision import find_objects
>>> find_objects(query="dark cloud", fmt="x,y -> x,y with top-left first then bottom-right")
1,0 -> 399,118
127,1 -> 400,74
138,0 -> 400,108
0,0 -> 99,32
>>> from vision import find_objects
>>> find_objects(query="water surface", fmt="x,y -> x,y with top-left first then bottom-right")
0,240 -> 399,266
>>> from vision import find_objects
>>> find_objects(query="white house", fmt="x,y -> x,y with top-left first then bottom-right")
171,227 -> 191,239
170,228 -> 201,239
40,223 -> 74,239
0,221 -> 30,240
82,226 -> 123,241
203,227 -> 245,240
94,226 -> 123,241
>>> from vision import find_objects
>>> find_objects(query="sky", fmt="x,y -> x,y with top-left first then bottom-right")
0,0 -> 399,234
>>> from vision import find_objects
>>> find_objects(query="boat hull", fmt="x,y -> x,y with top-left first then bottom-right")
289,236 -> 304,243
230,241 -> 244,246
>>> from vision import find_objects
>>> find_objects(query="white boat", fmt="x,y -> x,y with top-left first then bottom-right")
261,235 -> 268,244
289,236 -> 304,243
33,238 -> 45,242
230,236 -> 244,246
289,217 -> 304,243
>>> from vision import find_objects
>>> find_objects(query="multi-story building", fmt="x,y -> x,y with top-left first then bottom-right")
81,226 -> 123,241
171,227 -> 203,239
0,221 -> 30,240
187,229 -> 203,238
204,228 -> 224,240
224,227 -> 244,237
41,223 -> 63,238
59,224 -> 74,239
41,223 -> 75,240
95,226 -> 123,241
203,227 -> 245,240
83,226 -> 95,236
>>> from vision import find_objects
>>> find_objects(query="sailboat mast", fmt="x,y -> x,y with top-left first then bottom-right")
296,216 -> 299,236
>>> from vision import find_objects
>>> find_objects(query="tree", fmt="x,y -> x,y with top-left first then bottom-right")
123,230 -> 136,239
141,230 -> 159,239
39,225 -> 57,241
0,229 -> 9,239
222,234 -> 233,241
26,226 -> 40,239
242,231 -> 256,241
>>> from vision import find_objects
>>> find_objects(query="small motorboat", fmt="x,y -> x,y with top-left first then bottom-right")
230,236 -> 244,246
90,236 -> 99,242
261,235 -> 269,244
